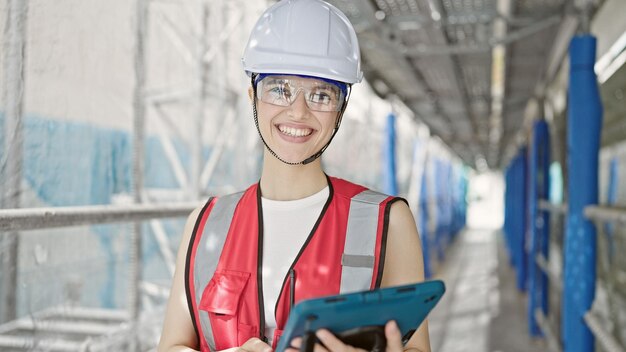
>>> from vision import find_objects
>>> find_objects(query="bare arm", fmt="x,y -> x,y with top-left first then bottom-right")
380,200 -> 431,352
158,207 -> 202,352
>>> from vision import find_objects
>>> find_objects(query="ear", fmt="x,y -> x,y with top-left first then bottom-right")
248,86 -> 254,103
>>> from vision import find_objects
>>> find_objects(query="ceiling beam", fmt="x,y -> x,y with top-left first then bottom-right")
402,14 -> 562,57
432,0 -> 481,157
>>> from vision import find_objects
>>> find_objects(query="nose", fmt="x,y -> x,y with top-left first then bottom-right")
288,90 -> 309,119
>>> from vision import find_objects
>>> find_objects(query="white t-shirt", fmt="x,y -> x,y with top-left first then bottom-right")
261,186 -> 329,343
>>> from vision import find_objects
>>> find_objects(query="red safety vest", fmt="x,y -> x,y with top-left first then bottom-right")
185,176 -> 403,351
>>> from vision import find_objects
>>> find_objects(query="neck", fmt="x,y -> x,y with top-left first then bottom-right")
259,150 -> 328,201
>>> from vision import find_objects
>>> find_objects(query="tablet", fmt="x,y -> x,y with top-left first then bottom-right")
275,280 -> 445,352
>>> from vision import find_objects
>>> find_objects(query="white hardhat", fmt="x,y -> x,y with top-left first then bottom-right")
242,0 -> 363,84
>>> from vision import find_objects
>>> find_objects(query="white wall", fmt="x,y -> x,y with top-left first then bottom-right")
466,171 -> 504,230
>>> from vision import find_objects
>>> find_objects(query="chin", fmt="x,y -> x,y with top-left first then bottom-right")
268,147 -> 312,164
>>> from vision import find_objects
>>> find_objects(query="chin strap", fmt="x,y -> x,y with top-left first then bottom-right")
251,74 -> 352,166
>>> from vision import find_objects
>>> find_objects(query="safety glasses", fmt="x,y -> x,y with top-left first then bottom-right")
256,75 -> 346,112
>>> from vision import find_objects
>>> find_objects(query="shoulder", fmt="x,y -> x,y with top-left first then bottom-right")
327,176 -> 368,200
199,184 -> 258,214
388,199 -> 413,222
184,185 -> 255,238
328,176 -> 408,207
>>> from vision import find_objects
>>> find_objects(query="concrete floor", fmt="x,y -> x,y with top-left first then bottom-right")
428,228 -> 547,352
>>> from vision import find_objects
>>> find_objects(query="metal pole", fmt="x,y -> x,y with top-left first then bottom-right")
1,0 -> 28,324
191,2 -> 209,200
130,0 -> 149,337
562,34 -> 602,352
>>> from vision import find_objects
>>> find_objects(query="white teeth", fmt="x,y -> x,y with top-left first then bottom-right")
278,125 -> 312,137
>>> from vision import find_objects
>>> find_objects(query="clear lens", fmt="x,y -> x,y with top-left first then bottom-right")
256,76 -> 345,112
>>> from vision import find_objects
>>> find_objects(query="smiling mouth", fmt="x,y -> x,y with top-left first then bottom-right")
276,124 -> 314,137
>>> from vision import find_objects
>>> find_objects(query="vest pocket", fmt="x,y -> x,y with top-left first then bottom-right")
199,270 -> 250,315
199,270 -> 251,350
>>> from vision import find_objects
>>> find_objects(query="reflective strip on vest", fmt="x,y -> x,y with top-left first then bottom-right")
194,192 -> 245,351
340,190 -> 389,293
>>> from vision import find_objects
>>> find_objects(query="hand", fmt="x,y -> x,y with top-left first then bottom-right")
232,337 -> 273,352
286,321 -> 404,352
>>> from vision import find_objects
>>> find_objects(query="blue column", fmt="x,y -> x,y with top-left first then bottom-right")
457,166 -> 468,233
440,162 -> 452,250
384,113 -> 398,195
419,172 -> 432,279
504,164 -> 513,264
516,147 -> 528,292
562,35 -> 603,352
434,159 -> 446,261
452,166 -> 465,236
508,159 -> 517,265
527,119 -> 551,336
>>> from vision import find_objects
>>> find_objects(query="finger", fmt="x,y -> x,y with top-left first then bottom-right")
315,329 -> 349,352
290,337 -> 303,348
313,342 -> 330,352
241,337 -> 273,352
384,321 -> 404,352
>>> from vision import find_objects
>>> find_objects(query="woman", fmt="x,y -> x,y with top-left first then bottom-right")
158,1 -> 430,351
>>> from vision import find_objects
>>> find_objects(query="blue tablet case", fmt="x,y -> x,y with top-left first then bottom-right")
275,280 -> 446,352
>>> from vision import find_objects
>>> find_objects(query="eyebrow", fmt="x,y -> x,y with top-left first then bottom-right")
318,84 -> 337,90
265,78 -> 286,84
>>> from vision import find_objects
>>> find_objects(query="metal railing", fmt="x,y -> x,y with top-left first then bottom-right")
585,205 -> 626,224
535,253 -> 562,292
532,199 -> 565,351
532,201 -> 626,352
538,200 -> 568,215
0,202 -> 201,351
584,204 -> 626,352
0,202 -> 201,232
535,308 -> 562,352
0,306 -> 131,351
584,310 -> 626,352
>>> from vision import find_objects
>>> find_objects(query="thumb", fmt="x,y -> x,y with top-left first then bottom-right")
384,321 -> 404,352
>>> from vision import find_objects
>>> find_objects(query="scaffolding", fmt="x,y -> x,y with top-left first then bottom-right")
0,0 -> 263,349
0,0 -> 454,349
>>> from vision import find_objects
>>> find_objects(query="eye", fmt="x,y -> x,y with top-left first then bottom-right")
309,92 -> 331,104
309,86 -> 339,105
266,84 -> 292,100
